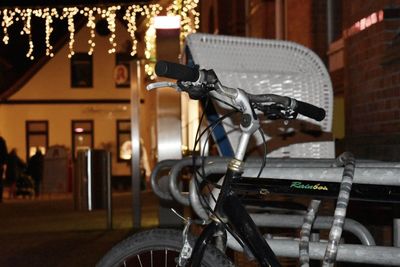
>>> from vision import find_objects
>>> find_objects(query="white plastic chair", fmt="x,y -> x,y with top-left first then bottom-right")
185,33 -> 334,158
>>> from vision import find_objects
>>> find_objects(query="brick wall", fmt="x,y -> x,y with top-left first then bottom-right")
342,0 -> 386,28
343,1 -> 400,160
217,0 -> 246,36
286,0 -> 312,48
311,0 -> 328,64
247,0 -> 276,38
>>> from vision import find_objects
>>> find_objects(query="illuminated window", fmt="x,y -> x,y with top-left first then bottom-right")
26,121 -> 48,161
116,120 -> 131,161
72,120 -> 94,158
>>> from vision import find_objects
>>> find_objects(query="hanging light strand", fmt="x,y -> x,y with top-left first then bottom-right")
101,5 -> 121,54
144,4 -> 162,60
144,4 -> 162,80
123,5 -> 143,57
167,0 -> 200,43
39,8 -> 58,57
2,9 -> 17,44
19,8 -> 34,60
82,7 -> 96,55
61,7 -> 79,58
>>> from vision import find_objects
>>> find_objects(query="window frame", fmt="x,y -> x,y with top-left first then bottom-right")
114,53 -> 132,88
70,52 -> 93,88
25,120 -> 49,162
71,120 -> 94,158
116,119 -> 131,162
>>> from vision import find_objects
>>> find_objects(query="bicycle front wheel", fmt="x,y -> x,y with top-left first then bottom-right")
96,228 -> 234,267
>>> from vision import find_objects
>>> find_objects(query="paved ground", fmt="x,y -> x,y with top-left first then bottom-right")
0,190 -> 394,267
0,192 -> 159,267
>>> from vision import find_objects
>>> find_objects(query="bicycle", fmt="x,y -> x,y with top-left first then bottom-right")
97,60 -> 400,267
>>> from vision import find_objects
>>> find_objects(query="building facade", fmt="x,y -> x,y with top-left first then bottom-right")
0,20 -> 152,186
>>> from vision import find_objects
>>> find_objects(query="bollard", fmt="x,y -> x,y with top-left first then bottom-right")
74,149 -> 112,229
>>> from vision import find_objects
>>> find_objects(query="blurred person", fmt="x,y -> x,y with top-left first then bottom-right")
27,148 -> 44,197
6,148 -> 26,199
0,136 -> 8,203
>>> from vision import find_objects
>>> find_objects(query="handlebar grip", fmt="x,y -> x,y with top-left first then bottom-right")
294,100 -> 326,121
155,60 -> 199,82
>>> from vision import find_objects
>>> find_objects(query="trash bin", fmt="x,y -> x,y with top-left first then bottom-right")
74,149 -> 111,211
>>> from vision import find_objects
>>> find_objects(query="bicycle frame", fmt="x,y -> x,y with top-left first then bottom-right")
187,89 -> 282,267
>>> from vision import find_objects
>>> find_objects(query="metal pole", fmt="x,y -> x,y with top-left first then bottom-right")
130,60 -> 142,229
245,0 -> 250,36
275,0 -> 284,39
155,26 -> 182,227
87,149 -> 93,211
106,151 -> 113,229
227,238 -> 400,265
394,219 -> 400,247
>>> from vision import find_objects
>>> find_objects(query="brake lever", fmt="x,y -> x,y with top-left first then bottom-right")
146,82 -> 180,91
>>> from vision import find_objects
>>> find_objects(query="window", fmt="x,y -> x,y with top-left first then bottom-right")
72,120 -> 94,158
116,120 -> 131,161
70,53 -> 93,88
26,121 -> 48,161
114,53 -> 132,88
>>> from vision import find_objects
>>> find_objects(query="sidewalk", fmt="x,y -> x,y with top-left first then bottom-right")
0,191 -> 159,267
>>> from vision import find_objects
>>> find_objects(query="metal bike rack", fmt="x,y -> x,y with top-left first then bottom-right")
150,159 -> 181,201
227,237 -> 400,266
183,158 -> 378,245
147,155 -> 400,264
185,157 -> 400,265
158,156 -> 400,206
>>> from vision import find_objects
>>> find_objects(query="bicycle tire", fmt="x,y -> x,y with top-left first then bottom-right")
96,228 -> 235,267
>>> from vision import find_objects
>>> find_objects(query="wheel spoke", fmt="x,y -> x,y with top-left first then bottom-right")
100,230 -> 232,267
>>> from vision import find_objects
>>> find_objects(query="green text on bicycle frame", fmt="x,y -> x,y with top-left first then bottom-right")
290,181 -> 328,191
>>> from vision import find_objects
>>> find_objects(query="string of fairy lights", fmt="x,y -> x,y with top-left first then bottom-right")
0,1 -> 200,63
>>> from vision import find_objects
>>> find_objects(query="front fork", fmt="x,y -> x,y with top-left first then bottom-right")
183,162 -> 237,267
186,161 -> 281,267
222,192 -> 281,267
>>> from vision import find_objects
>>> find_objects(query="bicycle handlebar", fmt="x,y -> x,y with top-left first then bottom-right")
154,60 -> 326,122
248,93 -> 325,122
294,99 -> 326,122
155,60 -> 200,82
